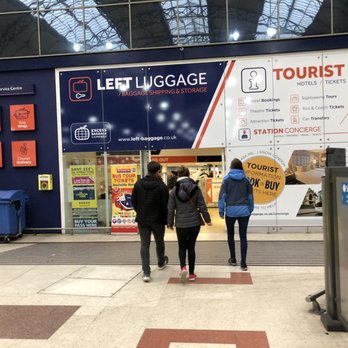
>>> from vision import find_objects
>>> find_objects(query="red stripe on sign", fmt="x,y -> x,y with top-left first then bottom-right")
195,60 -> 235,148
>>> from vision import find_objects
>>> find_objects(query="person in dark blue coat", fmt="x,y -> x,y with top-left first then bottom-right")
218,158 -> 254,271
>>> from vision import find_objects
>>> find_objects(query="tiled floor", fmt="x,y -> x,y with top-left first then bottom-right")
0,305 -> 80,339
0,229 -> 347,347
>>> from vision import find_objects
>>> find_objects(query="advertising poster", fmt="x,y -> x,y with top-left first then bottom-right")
10,104 -> 35,131
225,58 -> 275,147
0,106 -> 2,132
111,164 -> 137,233
272,54 -> 328,145
0,142 -> 2,168
59,62 -> 227,152
59,52 -> 348,228
70,165 -> 97,209
225,52 -> 348,225
11,140 -> 37,167
225,54 -> 343,147
227,146 -> 319,225
322,52 -> 348,142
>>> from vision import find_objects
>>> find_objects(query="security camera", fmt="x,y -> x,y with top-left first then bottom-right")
179,45 -> 184,52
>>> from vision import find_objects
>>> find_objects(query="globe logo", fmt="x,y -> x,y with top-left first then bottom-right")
74,125 -> 90,141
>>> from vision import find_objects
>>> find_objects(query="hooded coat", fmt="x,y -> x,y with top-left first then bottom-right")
167,177 -> 211,228
131,174 -> 169,225
218,169 -> 254,218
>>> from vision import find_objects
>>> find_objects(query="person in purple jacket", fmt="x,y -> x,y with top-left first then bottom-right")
218,158 -> 254,271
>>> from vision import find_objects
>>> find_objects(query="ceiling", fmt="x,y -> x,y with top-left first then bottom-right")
0,0 -> 346,58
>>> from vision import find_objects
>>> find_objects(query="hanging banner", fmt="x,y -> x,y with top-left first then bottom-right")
10,104 -> 35,131
70,165 -> 97,209
111,164 -> 137,233
11,140 -> 37,167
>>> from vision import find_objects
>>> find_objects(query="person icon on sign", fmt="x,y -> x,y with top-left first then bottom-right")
249,70 -> 259,91
241,130 -> 249,140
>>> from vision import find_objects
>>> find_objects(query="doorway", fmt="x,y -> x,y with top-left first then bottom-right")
61,148 -> 225,234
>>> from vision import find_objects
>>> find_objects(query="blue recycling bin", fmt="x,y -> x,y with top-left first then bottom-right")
0,190 -> 28,242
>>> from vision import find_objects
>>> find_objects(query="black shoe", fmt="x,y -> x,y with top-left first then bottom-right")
158,255 -> 169,270
241,262 -> 248,271
228,258 -> 237,266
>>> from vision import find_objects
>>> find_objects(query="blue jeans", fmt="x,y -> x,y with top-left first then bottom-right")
225,215 -> 250,263
138,223 -> 166,275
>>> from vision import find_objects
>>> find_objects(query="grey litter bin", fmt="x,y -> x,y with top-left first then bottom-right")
0,190 -> 28,243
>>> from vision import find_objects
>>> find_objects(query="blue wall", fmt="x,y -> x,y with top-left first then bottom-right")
0,69 -> 61,230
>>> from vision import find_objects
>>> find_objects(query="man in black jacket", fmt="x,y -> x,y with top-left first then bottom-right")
131,161 -> 169,282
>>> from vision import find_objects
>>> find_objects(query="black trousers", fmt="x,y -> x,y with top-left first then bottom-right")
176,225 -> 200,275
138,223 -> 166,276
225,215 -> 250,263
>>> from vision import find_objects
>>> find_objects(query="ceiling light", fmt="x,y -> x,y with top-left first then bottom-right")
267,28 -> 277,38
73,43 -> 81,52
106,42 -> 113,50
231,30 -> 240,41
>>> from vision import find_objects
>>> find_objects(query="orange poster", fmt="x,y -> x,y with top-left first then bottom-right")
0,142 -> 3,167
12,140 -> 37,167
10,104 -> 35,131
111,164 -> 138,233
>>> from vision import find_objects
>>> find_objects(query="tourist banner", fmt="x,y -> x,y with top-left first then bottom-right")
224,52 -> 348,225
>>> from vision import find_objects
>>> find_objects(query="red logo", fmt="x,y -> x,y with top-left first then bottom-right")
68,77 -> 92,102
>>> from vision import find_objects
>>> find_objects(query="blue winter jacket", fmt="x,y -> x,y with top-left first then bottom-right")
218,169 -> 254,218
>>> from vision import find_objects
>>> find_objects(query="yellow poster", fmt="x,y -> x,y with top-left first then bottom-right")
70,165 -> 97,209
111,164 -> 138,233
243,156 -> 285,205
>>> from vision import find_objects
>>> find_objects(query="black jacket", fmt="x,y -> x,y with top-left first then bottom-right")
131,174 -> 169,225
167,177 -> 211,228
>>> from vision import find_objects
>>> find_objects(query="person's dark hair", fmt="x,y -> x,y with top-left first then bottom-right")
177,165 -> 190,177
230,158 -> 244,170
147,161 -> 161,174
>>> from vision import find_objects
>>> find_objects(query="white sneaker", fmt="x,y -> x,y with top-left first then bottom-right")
142,274 -> 151,282
180,267 -> 188,283
158,256 -> 169,270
